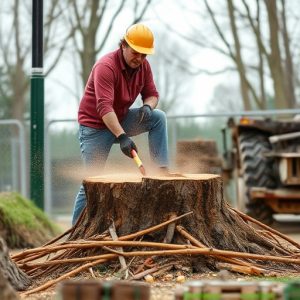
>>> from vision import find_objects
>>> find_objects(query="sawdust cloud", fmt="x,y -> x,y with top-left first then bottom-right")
56,158 -> 173,182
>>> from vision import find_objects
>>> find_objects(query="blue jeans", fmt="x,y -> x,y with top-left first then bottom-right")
72,108 -> 168,225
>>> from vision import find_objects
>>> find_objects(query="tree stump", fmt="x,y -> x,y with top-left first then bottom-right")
0,238 -> 31,293
13,173 -> 300,295
68,174 -> 296,272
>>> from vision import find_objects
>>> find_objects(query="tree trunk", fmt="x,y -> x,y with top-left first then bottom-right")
0,238 -> 31,292
264,0 -> 286,109
227,0 -> 251,111
280,0 -> 296,108
68,174 -> 294,273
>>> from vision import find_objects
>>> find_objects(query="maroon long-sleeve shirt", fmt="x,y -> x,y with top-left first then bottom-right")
78,48 -> 159,129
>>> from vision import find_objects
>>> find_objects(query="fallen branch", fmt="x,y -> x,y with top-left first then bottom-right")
152,264 -> 174,277
89,267 -> 96,278
163,213 -> 177,243
130,265 -> 158,280
22,244 -> 300,295
22,246 -> 300,273
109,221 -> 128,279
132,261 -> 174,280
116,211 -> 193,241
22,257 -> 108,296
176,225 -> 265,274
13,211 -> 194,262
17,242 -> 191,270
15,240 -> 193,264
216,262 -> 270,276
14,207 -> 300,296
100,247 -> 300,265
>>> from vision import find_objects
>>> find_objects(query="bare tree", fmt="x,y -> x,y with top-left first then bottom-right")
280,0 -> 296,108
264,0 -> 286,109
243,0 -> 295,109
226,0 -> 251,110
242,0 -> 267,109
171,0 -> 299,110
0,1 -> 74,120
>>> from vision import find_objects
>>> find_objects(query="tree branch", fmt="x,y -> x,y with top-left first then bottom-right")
96,0 -> 127,53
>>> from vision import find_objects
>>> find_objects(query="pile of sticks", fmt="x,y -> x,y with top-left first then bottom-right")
12,208 -> 300,296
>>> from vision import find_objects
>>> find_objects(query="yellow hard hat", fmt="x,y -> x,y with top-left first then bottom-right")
124,24 -> 155,55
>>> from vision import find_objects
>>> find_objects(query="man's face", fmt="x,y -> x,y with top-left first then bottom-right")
122,44 -> 147,69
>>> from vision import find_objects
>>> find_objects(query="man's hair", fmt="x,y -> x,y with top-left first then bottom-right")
119,38 -> 129,48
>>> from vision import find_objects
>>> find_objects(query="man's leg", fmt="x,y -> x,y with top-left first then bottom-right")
122,108 -> 169,167
72,125 -> 115,225
147,109 -> 169,167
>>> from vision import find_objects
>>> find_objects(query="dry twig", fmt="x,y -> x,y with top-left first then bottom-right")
15,209 -> 300,296
109,221 -> 128,279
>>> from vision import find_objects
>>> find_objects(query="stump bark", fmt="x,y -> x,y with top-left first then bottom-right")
0,238 -> 31,293
69,174 -> 294,271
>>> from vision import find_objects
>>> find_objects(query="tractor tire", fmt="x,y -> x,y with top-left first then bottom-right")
238,130 -> 277,225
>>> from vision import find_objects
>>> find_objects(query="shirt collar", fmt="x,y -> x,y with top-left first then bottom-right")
117,47 -> 141,74
117,48 -> 127,71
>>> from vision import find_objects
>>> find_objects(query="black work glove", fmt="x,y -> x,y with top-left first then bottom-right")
138,104 -> 152,124
117,133 -> 138,158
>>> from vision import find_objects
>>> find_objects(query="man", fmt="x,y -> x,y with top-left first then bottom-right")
72,23 -> 169,225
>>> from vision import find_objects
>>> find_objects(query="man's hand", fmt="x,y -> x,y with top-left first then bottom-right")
138,104 -> 152,124
117,133 -> 138,158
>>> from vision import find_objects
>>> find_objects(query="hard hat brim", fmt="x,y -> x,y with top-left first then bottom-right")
125,37 -> 155,55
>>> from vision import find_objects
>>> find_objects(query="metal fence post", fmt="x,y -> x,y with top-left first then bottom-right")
45,121 -> 52,216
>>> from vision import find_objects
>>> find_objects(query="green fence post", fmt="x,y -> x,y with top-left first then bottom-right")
30,0 -> 44,209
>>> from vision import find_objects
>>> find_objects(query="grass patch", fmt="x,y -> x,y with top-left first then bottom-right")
0,192 -> 61,247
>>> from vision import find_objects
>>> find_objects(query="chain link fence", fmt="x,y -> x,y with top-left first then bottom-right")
0,120 -> 27,197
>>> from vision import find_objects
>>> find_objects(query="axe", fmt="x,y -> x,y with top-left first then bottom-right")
131,150 -> 146,176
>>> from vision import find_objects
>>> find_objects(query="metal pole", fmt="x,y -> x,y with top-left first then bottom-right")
11,138 -> 18,191
166,108 -> 300,119
30,0 -> 44,209
171,118 -> 177,162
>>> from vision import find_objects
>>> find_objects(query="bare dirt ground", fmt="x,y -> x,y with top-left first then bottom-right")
17,215 -> 300,299
21,274 -> 243,300
21,284 -> 177,300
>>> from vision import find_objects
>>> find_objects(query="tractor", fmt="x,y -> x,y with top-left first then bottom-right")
222,116 -> 300,224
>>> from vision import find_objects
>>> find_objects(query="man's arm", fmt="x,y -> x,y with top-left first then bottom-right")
102,111 -> 125,137
102,111 -> 138,158
138,96 -> 159,124
143,96 -> 158,110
